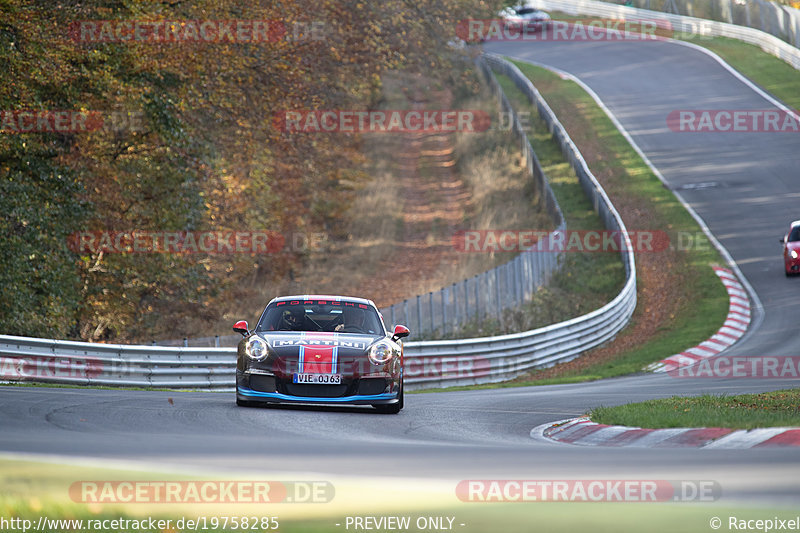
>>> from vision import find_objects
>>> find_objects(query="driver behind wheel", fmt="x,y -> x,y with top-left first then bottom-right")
335,306 -> 366,332
280,308 -> 305,331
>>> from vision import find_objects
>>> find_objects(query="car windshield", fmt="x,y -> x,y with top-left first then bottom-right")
256,301 -> 384,334
516,8 -> 538,14
789,226 -> 800,242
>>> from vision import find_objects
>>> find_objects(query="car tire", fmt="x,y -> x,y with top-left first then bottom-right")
236,397 -> 258,407
373,383 -> 403,414
398,381 -> 404,410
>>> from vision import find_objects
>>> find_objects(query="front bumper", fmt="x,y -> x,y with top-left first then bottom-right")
236,370 -> 401,405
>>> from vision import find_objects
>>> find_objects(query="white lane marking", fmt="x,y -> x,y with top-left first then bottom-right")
622,428 -> 692,448
666,39 -> 800,123
729,296 -> 750,307
533,418 -> 800,448
723,319 -> 747,331
702,428 -> 792,449
727,312 -> 751,323
711,332 -> 738,344
726,287 -> 749,299
719,326 -> 746,338
505,54 -> 764,337
729,304 -> 751,316
686,346 -> 717,357
699,340 -> 728,352
665,354 -> 701,366
568,425 -> 632,445
530,417 -> 588,445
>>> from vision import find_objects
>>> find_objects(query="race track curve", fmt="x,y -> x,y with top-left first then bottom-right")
3,36 -> 799,512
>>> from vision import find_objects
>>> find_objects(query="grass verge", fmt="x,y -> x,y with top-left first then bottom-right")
416,56 -> 731,391
456,59 -> 726,387
417,70 -> 626,341
2,458 -> 799,533
679,35 -> 800,111
591,389 -> 800,429
547,11 -> 800,110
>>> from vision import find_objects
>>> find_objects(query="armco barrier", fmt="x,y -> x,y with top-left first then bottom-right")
401,55 -> 636,389
379,58 -> 567,337
527,0 -> 800,70
0,335 -> 234,388
0,54 -> 637,392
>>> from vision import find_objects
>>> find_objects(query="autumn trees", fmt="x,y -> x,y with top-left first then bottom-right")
0,0 -> 496,341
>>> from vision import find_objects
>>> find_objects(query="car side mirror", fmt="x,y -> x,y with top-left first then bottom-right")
780,237 -> 786,243
233,320 -> 249,336
392,325 -> 410,341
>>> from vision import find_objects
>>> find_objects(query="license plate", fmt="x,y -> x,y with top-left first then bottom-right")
293,373 -> 342,384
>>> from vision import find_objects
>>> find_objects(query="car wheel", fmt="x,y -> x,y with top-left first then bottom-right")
236,397 -> 257,407
373,383 -> 403,414
374,402 -> 401,414
398,382 -> 404,410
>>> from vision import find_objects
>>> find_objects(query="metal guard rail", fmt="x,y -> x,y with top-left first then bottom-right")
0,55 -> 637,392
528,0 -> 800,70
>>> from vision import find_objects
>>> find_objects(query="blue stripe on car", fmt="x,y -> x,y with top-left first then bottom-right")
238,386 -> 395,403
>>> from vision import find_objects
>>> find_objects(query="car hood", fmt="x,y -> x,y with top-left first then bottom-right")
255,331 -> 382,357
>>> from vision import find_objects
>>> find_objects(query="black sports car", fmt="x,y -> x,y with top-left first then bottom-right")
234,295 -> 409,413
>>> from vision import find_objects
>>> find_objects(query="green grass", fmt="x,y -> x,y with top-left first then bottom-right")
4,489 -> 800,533
431,61 -> 728,387
6,505 -> 797,533
416,61 -> 730,390
546,11 -> 800,111
454,9 -> 800,387
289,506 -> 800,533
512,60 -> 728,374
679,35 -> 800,111
591,389 -> 800,429
2,458 -> 799,533
419,58 -> 731,387
458,73 -> 624,335
415,68 -> 626,341
12,34 -> 791,394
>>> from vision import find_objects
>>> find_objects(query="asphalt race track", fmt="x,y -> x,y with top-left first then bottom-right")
1,375 -> 800,505
485,38 -> 800,358
2,36 -> 799,516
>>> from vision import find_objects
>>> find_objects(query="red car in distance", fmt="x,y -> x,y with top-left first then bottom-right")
780,220 -> 800,276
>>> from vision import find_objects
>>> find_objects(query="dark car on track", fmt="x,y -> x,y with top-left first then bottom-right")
780,220 -> 800,276
234,295 -> 409,413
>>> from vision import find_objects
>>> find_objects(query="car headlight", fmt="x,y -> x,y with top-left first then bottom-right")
791,250 -> 798,259
368,340 -> 396,365
245,336 -> 269,361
